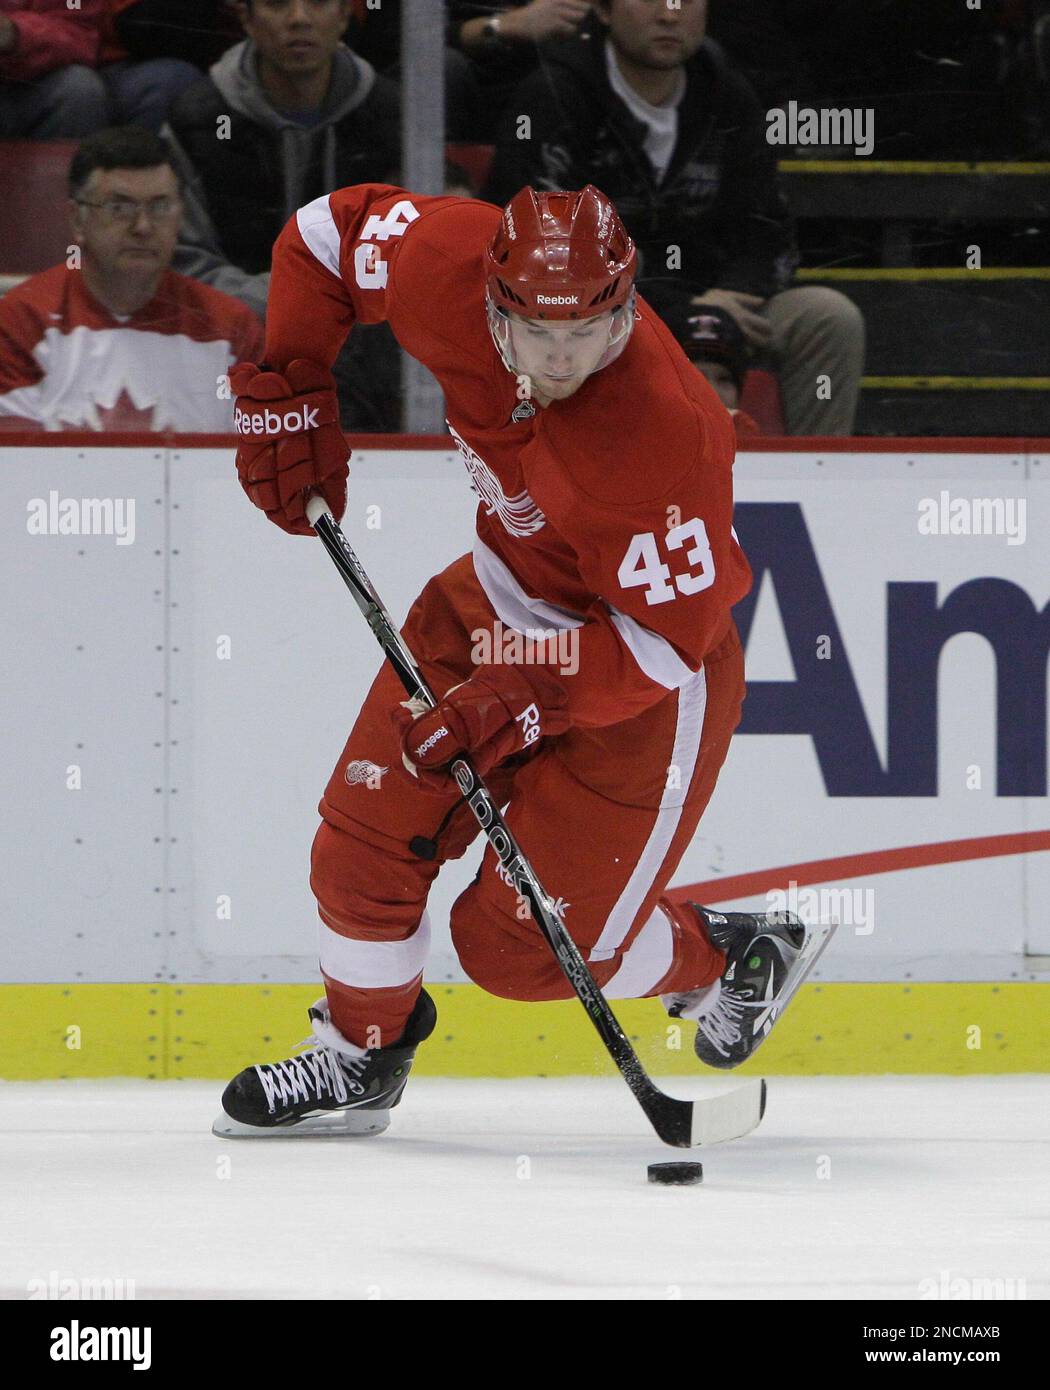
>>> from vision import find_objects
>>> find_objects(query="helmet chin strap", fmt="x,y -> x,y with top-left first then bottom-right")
486,289 -> 638,380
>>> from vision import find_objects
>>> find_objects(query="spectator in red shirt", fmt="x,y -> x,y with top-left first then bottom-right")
0,0 -> 108,136
0,0 -> 203,138
0,126 -> 263,430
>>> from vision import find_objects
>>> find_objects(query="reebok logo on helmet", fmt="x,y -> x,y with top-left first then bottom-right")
234,404 -> 321,436
536,294 -> 579,305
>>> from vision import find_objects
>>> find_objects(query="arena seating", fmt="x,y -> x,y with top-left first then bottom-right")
1,139 -> 1044,436
0,142 -> 79,279
782,159 -> 1050,434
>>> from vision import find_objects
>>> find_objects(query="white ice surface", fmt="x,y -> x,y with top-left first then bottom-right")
2,1076 -> 1047,1301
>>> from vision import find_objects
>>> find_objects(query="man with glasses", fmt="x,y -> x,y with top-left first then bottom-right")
0,125 -> 262,430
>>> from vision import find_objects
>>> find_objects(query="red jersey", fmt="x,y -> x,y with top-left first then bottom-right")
265,184 -> 752,728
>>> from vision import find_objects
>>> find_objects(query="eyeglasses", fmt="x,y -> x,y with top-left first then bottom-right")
75,196 -> 181,224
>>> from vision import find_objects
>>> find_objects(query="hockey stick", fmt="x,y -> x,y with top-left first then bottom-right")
304,494 -> 765,1149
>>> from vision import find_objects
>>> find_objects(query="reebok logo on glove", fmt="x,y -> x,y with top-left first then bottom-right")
234,404 -> 321,436
515,703 -> 541,746
413,726 -> 450,758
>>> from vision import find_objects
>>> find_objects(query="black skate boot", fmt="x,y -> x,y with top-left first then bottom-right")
212,989 -> 437,1138
663,906 -> 834,1070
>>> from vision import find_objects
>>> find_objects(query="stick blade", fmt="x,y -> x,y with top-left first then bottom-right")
690,1078 -> 767,1146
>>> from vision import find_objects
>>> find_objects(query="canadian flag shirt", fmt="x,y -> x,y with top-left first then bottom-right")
0,264 -> 264,431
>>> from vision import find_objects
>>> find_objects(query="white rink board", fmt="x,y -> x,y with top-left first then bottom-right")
0,447 -> 167,983
1,443 -> 1047,984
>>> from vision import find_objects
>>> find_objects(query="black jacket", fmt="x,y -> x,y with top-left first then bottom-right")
165,40 -> 400,315
482,28 -> 797,298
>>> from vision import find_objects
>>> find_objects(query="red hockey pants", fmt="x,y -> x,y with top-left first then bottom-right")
310,553 -> 745,1048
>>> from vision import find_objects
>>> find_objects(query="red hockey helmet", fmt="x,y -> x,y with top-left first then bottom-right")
484,185 -> 638,375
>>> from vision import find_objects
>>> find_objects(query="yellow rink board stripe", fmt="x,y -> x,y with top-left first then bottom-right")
862,376 -> 1050,391
1,983 -> 1047,1080
797,267 -> 1050,281
780,161 -> 1050,175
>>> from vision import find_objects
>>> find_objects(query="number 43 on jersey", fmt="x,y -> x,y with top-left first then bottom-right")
617,518 -> 716,605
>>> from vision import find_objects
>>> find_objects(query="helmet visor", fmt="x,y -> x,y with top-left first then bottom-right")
488,291 -> 637,389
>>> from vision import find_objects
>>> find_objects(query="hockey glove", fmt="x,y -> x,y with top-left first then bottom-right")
231,358 -> 349,536
395,664 -> 570,791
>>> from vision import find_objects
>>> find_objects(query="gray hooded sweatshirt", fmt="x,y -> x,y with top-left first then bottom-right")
163,39 -> 393,321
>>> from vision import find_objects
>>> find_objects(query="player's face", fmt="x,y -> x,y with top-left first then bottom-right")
244,0 -> 350,74
508,311 -> 616,401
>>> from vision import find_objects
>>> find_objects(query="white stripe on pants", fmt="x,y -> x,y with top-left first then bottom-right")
319,910 -> 432,988
588,670 -> 708,962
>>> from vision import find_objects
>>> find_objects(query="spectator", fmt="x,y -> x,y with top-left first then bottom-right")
484,0 -> 865,435
0,0 -> 109,137
0,0 -> 208,138
450,1 -> 591,139
640,278 -> 750,411
163,0 -> 399,320
107,0 -> 242,72
0,126 -> 263,430
96,1 -> 224,131
347,0 -> 482,141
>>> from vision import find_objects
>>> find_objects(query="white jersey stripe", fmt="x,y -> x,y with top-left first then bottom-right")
606,605 -> 699,690
472,535 -> 586,634
602,904 -> 676,997
473,535 -> 698,692
588,669 -> 708,960
296,194 -> 343,281
318,910 -> 431,989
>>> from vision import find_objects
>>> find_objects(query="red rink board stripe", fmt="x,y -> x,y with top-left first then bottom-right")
0,433 -> 1049,451
671,830 -> 1050,905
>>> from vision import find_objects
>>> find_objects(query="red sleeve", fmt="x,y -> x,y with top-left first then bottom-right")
1,0 -> 105,81
263,183 -> 465,371
526,386 -> 752,728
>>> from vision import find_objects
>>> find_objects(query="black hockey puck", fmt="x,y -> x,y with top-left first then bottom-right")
647,1161 -> 703,1185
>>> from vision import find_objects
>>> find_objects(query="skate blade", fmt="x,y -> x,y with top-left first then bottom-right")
750,920 -> 839,1039
773,919 -> 838,1012
212,1108 -> 391,1139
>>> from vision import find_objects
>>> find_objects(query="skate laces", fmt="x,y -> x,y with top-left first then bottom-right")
663,972 -> 774,1059
253,1031 -> 371,1115
695,991 -> 749,1058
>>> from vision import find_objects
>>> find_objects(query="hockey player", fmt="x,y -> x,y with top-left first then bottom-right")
215,182 -> 816,1138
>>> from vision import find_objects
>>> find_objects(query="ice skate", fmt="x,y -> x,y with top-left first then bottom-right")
663,907 -> 836,1069
212,989 -> 437,1138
